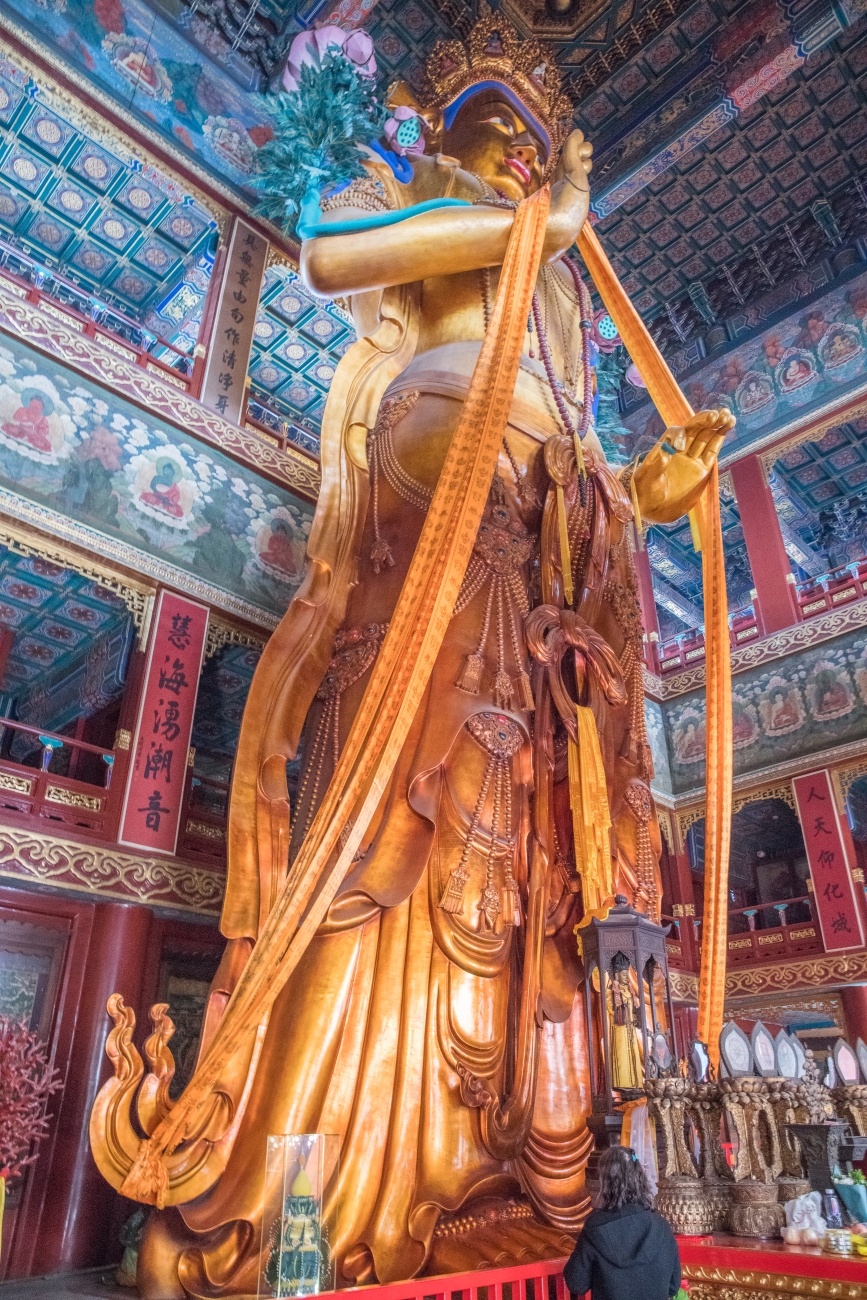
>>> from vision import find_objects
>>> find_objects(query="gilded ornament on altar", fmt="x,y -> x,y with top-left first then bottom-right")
727,1179 -> 785,1239
655,1176 -> 717,1237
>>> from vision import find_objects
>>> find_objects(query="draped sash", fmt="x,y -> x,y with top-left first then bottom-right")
578,223 -> 732,1068
119,186 -> 552,1205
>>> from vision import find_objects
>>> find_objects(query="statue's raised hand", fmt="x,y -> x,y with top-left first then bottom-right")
632,408 -> 735,525
544,129 -> 593,259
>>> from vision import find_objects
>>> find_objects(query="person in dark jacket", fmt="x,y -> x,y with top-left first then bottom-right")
564,1145 -> 681,1300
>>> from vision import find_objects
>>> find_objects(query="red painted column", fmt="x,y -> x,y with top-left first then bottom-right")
39,901 -> 153,1271
632,528 -> 660,667
730,453 -> 800,635
842,985 -> 867,1046
668,842 -> 699,971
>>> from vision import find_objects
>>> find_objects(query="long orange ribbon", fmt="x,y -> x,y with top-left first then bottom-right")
578,223 -> 732,1068
116,187 -> 552,1204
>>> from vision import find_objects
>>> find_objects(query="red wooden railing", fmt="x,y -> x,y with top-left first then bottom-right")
177,772 -> 229,866
796,558 -> 867,618
315,1256 -> 570,1300
655,602 -> 758,674
654,558 -> 867,675
0,246 -> 195,392
0,718 -> 118,835
300,1238 -> 867,1300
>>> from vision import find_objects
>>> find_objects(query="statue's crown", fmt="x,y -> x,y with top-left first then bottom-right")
422,6 -> 573,161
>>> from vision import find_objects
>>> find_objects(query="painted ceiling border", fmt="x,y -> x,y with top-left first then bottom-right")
718,384 -> 867,471
0,484 -> 281,631
644,597 -> 867,701
652,733 -> 867,815
0,20 -> 231,232
0,513 -> 155,635
0,821 -> 224,914
0,282 -> 321,500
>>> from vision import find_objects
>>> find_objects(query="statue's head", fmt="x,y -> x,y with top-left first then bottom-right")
442,87 -> 546,200
388,6 -> 572,199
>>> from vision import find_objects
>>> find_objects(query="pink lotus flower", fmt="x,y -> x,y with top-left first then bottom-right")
383,105 -> 426,156
282,26 -> 376,92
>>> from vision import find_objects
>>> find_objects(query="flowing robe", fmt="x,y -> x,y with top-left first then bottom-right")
155,160 -> 663,1297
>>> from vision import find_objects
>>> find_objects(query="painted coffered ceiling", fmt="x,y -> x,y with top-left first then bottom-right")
0,46 -> 218,355
0,543 -> 134,741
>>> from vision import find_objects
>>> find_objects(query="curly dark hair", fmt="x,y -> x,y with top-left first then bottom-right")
595,1145 -> 654,1210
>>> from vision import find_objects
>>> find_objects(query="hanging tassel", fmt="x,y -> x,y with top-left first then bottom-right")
568,704 -> 614,912
457,652 -> 484,694
439,864 -> 469,913
556,484 -> 574,607
620,726 -> 639,763
688,507 -> 702,553
501,878 -> 521,926
514,668 -> 535,712
574,432 -> 587,479
478,884 -> 502,930
630,458 -> 643,537
493,670 -> 514,708
370,537 -> 395,573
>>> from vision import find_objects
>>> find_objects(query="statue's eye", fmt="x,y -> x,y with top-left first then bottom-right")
482,116 -> 515,136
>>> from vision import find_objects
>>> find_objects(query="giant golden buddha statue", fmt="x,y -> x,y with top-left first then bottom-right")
90,13 -> 733,1295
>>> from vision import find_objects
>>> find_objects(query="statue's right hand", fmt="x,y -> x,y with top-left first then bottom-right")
554,129 -> 593,194
547,129 -> 593,255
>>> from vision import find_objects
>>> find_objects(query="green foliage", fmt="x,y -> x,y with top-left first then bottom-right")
594,346 -> 632,465
255,51 -> 386,236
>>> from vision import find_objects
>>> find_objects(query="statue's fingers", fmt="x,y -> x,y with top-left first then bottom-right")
700,433 -> 727,469
686,424 -> 721,462
666,425 -> 688,453
684,411 -> 719,458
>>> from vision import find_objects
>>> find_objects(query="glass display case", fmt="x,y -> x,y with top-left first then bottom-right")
259,1133 -> 339,1298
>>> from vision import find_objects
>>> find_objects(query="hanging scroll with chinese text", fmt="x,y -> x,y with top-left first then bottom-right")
793,769 -> 864,953
200,218 -> 269,425
119,590 -> 209,855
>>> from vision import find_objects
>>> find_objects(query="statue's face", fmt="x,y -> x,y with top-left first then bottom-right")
442,88 -> 547,201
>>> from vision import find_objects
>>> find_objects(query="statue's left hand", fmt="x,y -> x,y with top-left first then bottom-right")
632,408 -> 735,525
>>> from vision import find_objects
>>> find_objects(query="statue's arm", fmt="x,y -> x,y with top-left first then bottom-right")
301,131 -> 593,297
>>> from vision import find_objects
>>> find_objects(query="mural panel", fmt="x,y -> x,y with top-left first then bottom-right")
661,624 -> 867,794
0,0 -> 268,194
624,269 -> 867,460
644,697 -> 673,797
0,331 -> 314,616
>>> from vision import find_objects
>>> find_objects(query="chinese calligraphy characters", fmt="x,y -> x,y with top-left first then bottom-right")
793,770 -> 864,951
201,219 -> 269,425
120,592 -> 209,854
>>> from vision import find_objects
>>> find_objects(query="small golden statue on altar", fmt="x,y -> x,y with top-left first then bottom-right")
610,953 -> 644,1092
88,11 -> 732,1294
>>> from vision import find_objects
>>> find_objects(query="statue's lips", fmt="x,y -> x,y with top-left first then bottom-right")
504,156 -> 532,187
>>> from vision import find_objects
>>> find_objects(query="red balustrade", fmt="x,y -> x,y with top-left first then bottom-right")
0,718 -> 118,836
0,249 -> 193,392
305,1239 -> 867,1300
655,602 -> 758,675
315,1256 -> 570,1300
796,559 -> 867,618
652,558 -> 867,675
177,772 -> 229,866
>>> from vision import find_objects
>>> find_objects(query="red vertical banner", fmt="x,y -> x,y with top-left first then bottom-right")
119,590 -> 209,855
793,769 -> 864,952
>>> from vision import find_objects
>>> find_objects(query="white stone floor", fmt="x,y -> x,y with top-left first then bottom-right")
0,1268 -> 132,1299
